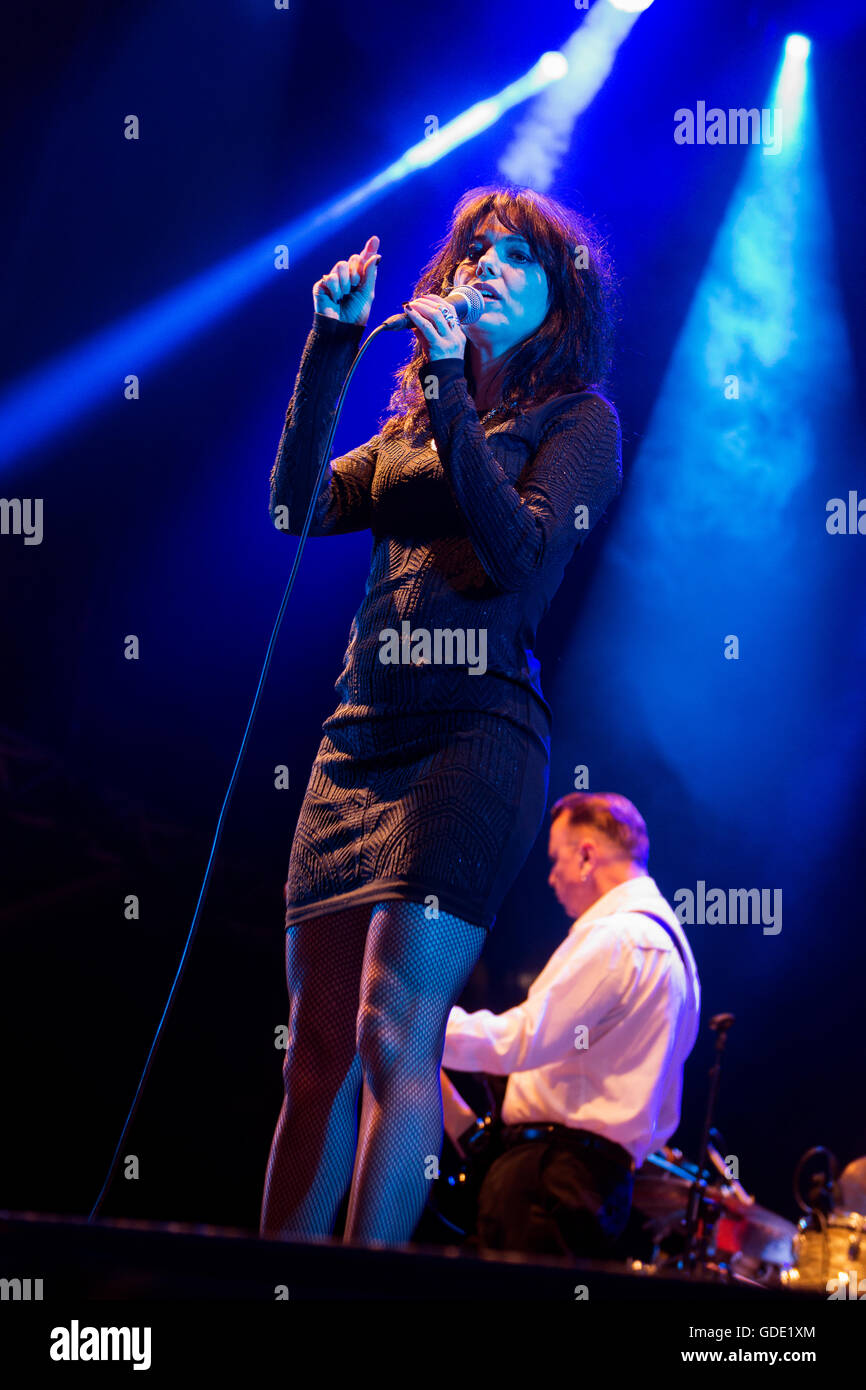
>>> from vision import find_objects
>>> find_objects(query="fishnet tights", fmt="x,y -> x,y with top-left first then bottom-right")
259,899 -> 486,1245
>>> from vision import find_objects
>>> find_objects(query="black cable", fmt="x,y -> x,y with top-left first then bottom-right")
88,318 -> 388,1223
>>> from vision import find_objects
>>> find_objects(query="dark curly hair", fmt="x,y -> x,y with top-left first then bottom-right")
378,184 -> 618,445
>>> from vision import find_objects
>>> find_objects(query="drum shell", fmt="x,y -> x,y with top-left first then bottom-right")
793,1210 -> 866,1289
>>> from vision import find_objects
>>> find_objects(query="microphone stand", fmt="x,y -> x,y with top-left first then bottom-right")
670,1012 -> 736,1277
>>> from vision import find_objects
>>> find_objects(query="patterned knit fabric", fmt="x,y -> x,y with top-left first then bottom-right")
270,313 -> 622,931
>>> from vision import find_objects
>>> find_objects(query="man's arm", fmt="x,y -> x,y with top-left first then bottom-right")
442,924 -> 637,1075
440,1070 -> 478,1158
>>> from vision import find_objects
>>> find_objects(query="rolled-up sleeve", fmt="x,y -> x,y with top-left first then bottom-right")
442,925 -> 637,1074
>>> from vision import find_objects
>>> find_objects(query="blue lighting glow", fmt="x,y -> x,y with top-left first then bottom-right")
552,35 -> 860,881
0,51 -> 568,469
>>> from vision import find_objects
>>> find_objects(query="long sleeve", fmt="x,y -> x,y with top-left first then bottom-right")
269,313 -> 380,537
419,358 -> 621,592
442,925 -> 638,1074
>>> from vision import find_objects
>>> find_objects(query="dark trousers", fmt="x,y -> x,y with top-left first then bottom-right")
474,1130 -> 634,1260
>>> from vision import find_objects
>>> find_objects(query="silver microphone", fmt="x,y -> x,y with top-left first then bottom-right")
381,284 -> 486,332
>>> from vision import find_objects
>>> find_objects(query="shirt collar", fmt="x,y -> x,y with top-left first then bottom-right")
568,874 -> 663,935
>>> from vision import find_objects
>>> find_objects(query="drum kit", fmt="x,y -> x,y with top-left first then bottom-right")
618,1020 -> 865,1291
623,1144 -> 866,1293
437,1011 -> 866,1294
785,1149 -> 866,1294
622,1145 -> 798,1286
611,1011 -> 795,1285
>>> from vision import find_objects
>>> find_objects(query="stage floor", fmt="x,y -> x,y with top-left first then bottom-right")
0,1210 -> 825,1302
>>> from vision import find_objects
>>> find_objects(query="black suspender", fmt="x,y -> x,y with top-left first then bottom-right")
626,909 -> 690,973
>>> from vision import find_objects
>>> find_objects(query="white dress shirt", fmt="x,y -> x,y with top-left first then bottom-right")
442,874 -> 701,1168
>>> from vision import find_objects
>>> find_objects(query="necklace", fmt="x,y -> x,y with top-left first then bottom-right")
480,401 -> 513,424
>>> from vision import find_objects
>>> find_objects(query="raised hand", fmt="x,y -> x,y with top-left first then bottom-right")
313,235 -> 381,326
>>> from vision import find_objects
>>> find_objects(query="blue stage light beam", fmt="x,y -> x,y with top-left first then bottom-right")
551,36 -> 864,882
0,52 -> 568,470
498,0 -> 652,191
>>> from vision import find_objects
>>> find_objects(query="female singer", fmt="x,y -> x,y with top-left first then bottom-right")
259,185 -> 622,1246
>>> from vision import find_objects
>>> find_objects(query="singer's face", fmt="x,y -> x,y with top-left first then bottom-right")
452,214 -> 549,350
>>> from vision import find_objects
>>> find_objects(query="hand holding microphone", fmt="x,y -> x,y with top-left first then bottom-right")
384,285 -> 485,361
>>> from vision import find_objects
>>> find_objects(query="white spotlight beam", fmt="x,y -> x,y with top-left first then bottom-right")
296,52 -> 568,229
498,0 -> 650,190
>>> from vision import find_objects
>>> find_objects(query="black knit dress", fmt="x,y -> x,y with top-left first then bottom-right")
270,312 -> 622,932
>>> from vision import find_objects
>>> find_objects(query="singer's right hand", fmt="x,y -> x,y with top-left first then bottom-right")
313,236 -> 381,326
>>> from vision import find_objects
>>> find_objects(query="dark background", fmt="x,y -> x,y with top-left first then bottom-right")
1,0 -> 864,1237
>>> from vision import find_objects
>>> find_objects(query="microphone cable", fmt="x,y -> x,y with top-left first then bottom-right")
88,318 -> 389,1223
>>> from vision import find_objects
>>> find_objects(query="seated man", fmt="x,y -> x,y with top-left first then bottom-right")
442,791 -> 701,1260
